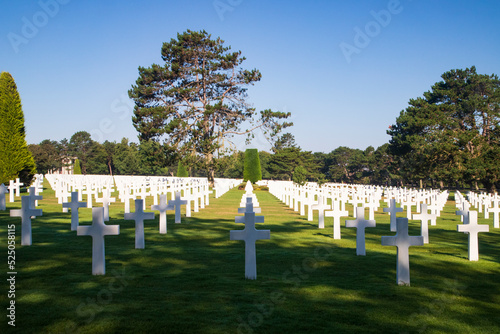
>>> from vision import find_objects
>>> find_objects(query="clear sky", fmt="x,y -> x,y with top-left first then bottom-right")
1,0 -> 499,153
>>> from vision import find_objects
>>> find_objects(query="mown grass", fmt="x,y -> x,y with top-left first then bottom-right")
0,181 -> 499,333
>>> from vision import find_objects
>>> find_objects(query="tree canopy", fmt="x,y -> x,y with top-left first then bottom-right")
388,66 -> 500,190
129,30 -> 292,181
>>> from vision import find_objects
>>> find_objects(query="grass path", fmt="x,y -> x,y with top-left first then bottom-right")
1,182 -> 499,333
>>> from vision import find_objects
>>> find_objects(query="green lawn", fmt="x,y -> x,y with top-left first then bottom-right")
1,182 -> 499,333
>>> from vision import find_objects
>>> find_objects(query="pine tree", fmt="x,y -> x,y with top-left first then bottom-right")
0,72 -> 36,185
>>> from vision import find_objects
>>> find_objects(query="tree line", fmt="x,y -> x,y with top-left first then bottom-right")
27,131 -> 393,185
5,29 -> 500,191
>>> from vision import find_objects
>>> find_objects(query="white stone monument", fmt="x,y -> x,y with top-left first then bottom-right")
125,199 -> 155,249
77,207 -> 120,275
412,203 -> 436,244
311,195 -> 331,229
457,211 -> 489,261
8,180 -> 15,203
151,194 -> 174,234
0,183 -> 7,210
383,199 -> 403,232
62,191 -> 87,231
345,206 -> 376,255
324,200 -> 348,239
381,218 -> 424,286
10,196 -> 43,246
95,189 -> 116,221
230,198 -> 270,280
168,192 -> 188,224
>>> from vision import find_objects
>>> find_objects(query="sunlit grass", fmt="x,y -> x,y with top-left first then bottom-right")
0,181 -> 499,333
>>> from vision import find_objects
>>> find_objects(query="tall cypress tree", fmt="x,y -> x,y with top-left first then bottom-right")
0,72 -> 36,185
243,149 -> 262,183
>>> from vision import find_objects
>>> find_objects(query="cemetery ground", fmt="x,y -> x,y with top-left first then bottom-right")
1,182 -> 499,333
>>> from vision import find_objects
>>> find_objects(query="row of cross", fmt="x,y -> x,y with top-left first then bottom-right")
4,186 -> 188,275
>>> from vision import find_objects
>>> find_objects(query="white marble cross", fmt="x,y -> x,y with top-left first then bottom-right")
412,203 -> 436,244
125,199 -> 155,249
168,192 -> 188,224
457,211 -> 489,261
8,180 -> 15,203
230,199 -> 270,280
28,187 -> 42,211
346,206 -> 376,255
63,191 -> 87,231
77,207 -> 120,275
151,194 -> 174,234
238,197 -> 261,215
488,198 -> 500,228
95,189 -> 116,221
0,183 -> 8,210
82,186 -> 95,208
325,200 -> 349,239
381,218 -> 424,286
383,199 -> 404,232
121,189 -> 134,214
311,195 -> 331,229
13,178 -> 23,197
10,196 -> 43,246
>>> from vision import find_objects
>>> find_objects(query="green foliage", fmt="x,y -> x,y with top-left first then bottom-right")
0,72 -> 36,185
28,140 -> 65,174
292,165 -> 307,185
1,184 -> 499,332
243,148 -> 262,183
73,159 -> 82,174
388,66 -> 500,190
177,160 -> 189,177
129,29 -> 291,181
113,138 -> 141,175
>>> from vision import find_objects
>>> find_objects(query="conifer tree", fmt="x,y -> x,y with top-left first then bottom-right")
243,149 -> 262,183
73,159 -> 82,175
0,72 -> 36,185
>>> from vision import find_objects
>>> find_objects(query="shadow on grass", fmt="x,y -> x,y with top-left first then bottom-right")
0,189 -> 499,333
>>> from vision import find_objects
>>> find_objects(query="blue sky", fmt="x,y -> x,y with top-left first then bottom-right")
1,0 -> 499,153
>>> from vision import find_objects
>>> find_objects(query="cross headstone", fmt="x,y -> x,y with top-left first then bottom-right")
77,207 -> 120,275
151,194 -> 174,234
238,197 -> 262,215
62,191 -> 87,231
489,198 -> 500,228
8,180 -> 15,203
230,199 -> 270,280
383,199 -> 404,232
311,195 -> 331,229
412,203 -> 436,244
0,183 -> 9,210
457,211 -> 489,261
95,189 -> 116,221
10,196 -> 43,246
325,200 -> 349,239
28,187 -> 42,209
345,206 -> 376,256
168,192 -> 188,224
121,189 -> 134,214
381,217 -> 424,286
125,199 -> 155,249
14,178 -> 23,197
82,186 -> 95,208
